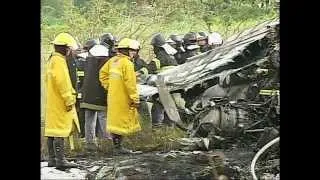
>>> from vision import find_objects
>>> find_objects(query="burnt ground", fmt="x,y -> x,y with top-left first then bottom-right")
41,140 -> 279,180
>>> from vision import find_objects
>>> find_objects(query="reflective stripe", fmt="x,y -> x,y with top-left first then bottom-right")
77,71 -> 85,77
139,67 -> 149,75
259,90 -> 279,96
157,65 -> 176,73
110,72 -> 122,79
151,58 -> 161,70
80,102 -> 106,111
77,93 -> 82,99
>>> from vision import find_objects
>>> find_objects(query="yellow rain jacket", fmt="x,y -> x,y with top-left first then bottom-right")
44,52 -> 80,137
99,54 -> 141,136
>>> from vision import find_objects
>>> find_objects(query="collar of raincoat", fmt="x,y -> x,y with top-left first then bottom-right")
118,53 -> 133,61
52,52 -> 65,59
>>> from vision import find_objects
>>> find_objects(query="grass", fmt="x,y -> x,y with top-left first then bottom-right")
124,117 -> 186,152
41,111 -> 186,159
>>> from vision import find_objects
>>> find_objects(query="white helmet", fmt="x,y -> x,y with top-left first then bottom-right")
130,39 -> 141,50
89,44 -> 109,57
208,32 -> 223,45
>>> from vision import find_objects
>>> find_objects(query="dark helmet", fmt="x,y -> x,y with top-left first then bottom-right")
198,32 -> 209,40
169,34 -> 183,44
100,33 -> 115,47
83,39 -> 98,50
166,38 -> 176,45
151,33 -> 166,47
183,32 -> 198,45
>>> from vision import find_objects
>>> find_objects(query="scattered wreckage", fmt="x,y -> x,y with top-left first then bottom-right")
139,18 -> 280,178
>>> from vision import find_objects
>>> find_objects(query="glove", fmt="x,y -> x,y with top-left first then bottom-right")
136,71 -> 142,77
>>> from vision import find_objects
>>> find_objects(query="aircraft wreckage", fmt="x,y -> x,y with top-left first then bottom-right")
138,18 -> 279,149
138,19 -> 279,179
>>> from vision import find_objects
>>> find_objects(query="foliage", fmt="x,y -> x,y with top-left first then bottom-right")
41,0 -> 277,61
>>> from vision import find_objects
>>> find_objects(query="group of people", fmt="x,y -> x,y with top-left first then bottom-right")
147,31 -> 224,127
43,31 -> 223,170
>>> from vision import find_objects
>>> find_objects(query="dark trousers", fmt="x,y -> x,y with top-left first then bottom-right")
76,101 -> 86,138
151,101 -> 174,127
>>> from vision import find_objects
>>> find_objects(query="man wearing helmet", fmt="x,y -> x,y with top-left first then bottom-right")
128,40 -> 148,76
80,44 -> 112,152
151,33 -> 178,69
197,31 -> 211,53
181,32 -> 201,64
167,34 -> 185,65
70,39 -> 98,138
44,32 -> 80,170
149,33 -> 180,128
99,38 -> 141,155
129,39 -> 158,77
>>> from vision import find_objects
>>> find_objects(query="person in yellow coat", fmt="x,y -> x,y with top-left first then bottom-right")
99,38 -> 141,155
44,32 -> 80,170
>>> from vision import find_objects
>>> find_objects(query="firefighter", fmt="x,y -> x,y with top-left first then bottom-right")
80,44 -> 111,151
83,39 -> 98,52
44,32 -> 80,170
99,38 -> 141,155
73,39 -> 98,138
168,34 -> 185,65
150,33 -> 179,127
66,50 -> 84,138
151,33 -> 178,69
197,31 -> 211,53
180,32 -> 201,63
130,40 -> 149,77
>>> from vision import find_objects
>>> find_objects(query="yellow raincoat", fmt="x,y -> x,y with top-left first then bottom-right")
44,52 -> 80,137
99,54 -> 141,136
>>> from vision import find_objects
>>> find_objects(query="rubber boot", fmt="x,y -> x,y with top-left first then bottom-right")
112,135 -> 135,155
54,137 -> 78,170
47,137 -> 56,167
